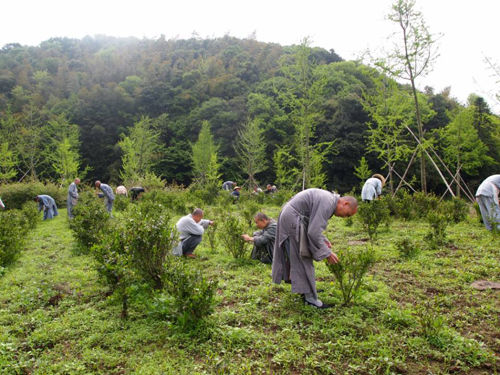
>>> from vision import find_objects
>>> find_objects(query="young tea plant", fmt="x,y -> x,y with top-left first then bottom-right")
326,246 -> 377,305
396,237 -> 420,259
219,213 -> 248,259
424,209 -> 451,249
357,200 -> 390,241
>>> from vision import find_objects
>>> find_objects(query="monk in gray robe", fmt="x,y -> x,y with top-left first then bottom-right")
67,178 -> 80,219
242,212 -> 277,264
35,195 -> 59,220
475,174 -> 500,231
272,188 -> 358,308
95,180 -> 115,213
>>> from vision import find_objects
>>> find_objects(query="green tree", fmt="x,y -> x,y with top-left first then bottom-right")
441,107 -> 493,196
118,116 -> 162,185
354,157 -> 373,188
235,118 -> 267,189
376,0 -> 439,192
0,142 -> 18,182
191,120 -> 221,187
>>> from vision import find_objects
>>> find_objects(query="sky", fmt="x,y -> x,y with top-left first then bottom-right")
2,0 -> 499,114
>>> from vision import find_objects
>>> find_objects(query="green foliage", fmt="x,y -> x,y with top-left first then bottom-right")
162,258 -> 218,330
443,197 -> 468,224
20,201 -> 39,231
118,116 -> 163,185
219,213 -> 248,259
0,209 -> 30,267
0,182 -> 66,210
136,172 -> 166,191
353,157 -> 373,187
240,200 -> 261,229
424,210 -> 451,249
415,301 -> 447,346
412,191 -> 440,218
357,200 -> 391,240
391,189 -> 415,220
123,201 -> 176,290
113,194 -> 130,212
68,191 -> 111,253
0,142 -> 18,182
235,118 -> 267,188
326,246 -> 377,305
395,237 -> 420,259
141,190 -> 187,215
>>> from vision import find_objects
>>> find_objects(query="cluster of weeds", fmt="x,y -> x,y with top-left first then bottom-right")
396,237 -> 420,259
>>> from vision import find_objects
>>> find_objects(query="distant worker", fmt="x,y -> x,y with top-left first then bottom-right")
67,178 -> 80,219
174,208 -> 213,258
361,174 -> 385,202
475,174 -> 500,231
115,185 -> 128,196
35,195 -> 59,220
231,186 -> 241,201
252,185 -> 263,194
222,181 -> 237,191
95,181 -> 115,213
272,189 -> 358,309
130,186 -> 145,201
242,212 -> 277,264
265,184 -> 277,194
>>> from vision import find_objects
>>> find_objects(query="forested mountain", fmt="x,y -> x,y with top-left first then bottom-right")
0,35 -> 498,193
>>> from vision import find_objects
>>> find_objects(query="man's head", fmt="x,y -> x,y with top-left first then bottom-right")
192,208 -> 204,223
254,212 -> 270,229
334,196 -> 358,217
266,184 -> 272,190
232,182 -> 237,187
75,178 -> 81,185
34,196 -> 39,202
95,180 -> 101,188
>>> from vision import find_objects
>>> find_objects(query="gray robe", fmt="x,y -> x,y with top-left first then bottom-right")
99,183 -> 115,212
251,220 -> 277,264
272,189 -> 338,300
67,182 -> 78,218
475,174 -> 500,231
37,195 -> 58,220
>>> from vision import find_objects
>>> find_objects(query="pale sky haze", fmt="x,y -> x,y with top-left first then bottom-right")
2,0 -> 500,113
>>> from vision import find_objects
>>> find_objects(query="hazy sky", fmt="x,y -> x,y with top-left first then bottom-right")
2,0 -> 499,113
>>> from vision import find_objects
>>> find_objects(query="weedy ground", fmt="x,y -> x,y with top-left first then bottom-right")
0,206 -> 498,374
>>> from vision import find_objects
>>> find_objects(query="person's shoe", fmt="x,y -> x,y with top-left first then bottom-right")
316,289 -> 325,293
185,254 -> 196,258
304,300 -> 333,309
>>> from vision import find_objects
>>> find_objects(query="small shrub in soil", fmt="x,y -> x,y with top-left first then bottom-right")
0,209 -> 29,267
241,200 -> 261,229
20,201 -> 39,230
396,237 -> 420,259
113,194 -> 130,212
357,200 -> 391,241
141,190 -> 187,215
326,246 -> 377,305
69,191 -> 111,253
424,210 -> 451,249
413,192 -> 440,218
219,213 -> 248,259
393,189 -> 416,220
163,257 -> 218,330
443,197 -> 468,223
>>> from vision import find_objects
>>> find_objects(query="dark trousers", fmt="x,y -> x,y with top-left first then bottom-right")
181,235 -> 202,255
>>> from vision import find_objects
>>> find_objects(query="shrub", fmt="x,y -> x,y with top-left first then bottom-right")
0,182 -> 66,210
163,257 -> 218,330
124,201 -> 176,290
424,210 -> 451,249
68,191 -> 111,253
325,246 -> 377,305
396,237 -> 420,259
113,194 -> 130,212
393,189 -> 415,220
0,210 -> 29,267
357,200 -> 391,241
271,188 -> 295,206
443,197 -> 468,223
141,190 -> 188,215
20,201 -> 39,230
203,209 -> 220,253
240,200 -> 261,229
413,192 -> 440,218
219,213 -> 248,259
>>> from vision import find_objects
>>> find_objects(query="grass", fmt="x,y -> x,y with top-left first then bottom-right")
0,206 -> 498,374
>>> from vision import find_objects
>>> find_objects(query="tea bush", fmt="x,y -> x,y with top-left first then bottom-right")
141,190 -> 187,215
113,194 -> 130,212
396,237 -> 420,259
0,182 -> 66,209
392,189 -> 415,220
20,201 -> 39,230
124,201 -> 176,290
240,200 -> 261,229
163,257 -> 218,330
413,192 -> 440,218
357,200 -> 391,241
0,209 -> 29,267
424,210 -> 452,249
325,246 -> 377,305
444,197 -> 469,223
68,191 -> 111,253
219,213 -> 248,259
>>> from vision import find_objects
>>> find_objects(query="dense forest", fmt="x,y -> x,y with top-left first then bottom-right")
0,35 -> 499,193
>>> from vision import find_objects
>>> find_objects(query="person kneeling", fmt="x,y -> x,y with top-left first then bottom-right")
242,212 -> 276,264
174,208 -> 213,258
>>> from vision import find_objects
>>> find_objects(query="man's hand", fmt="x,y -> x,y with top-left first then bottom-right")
324,239 -> 332,249
326,252 -> 339,265
241,234 -> 253,242
209,220 -> 214,226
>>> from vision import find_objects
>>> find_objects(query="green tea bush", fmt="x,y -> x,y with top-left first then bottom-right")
413,192 -> 440,218
141,190 -> 187,215
20,201 -> 39,230
219,213 -> 248,259
204,209 -> 220,253
325,246 -> 377,305
69,191 -> 111,253
357,200 -> 391,241
113,194 -> 130,212
392,189 -> 416,220
240,200 -> 261,229
270,188 -> 295,206
163,258 -> 218,330
396,237 -> 420,259
424,210 -> 451,249
0,209 -> 29,267
0,182 -> 66,209
443,197 -> 468,223
124,201 -> 176,290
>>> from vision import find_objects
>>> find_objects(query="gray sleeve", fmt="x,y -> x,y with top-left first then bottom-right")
253,224 -> 276,247
307,195 -> 334,261
199,219 -> 211,229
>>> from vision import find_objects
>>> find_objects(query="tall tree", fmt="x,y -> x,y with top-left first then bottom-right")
0,143 -> 18,182
376,0 -> 439,192
234,118 -> 267,189
191,120 -> 220,187
118,116 -> 162,185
